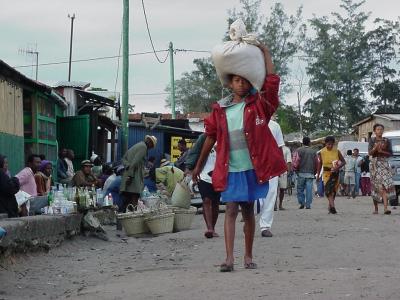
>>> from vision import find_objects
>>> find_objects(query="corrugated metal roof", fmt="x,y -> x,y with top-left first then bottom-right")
1,59 -> 50,93
1,59 -> 67,109
50,90 -> 68,108
75,89 -> 118,108
54,81 -> 90,89
376,114 -> 400,121
353,113 -> 400,127
88,90 -> 120,100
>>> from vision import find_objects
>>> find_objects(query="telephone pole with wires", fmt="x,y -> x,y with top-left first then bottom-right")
121,0 -> 129,154
67,13 -> 76,81
169,42 -> 176,119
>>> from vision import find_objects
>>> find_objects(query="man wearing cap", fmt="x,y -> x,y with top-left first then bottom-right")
120,135 -> 157,210
72,160 -> 98,188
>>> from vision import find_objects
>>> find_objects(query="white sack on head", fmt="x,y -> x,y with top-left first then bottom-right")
212,19 -> 266,91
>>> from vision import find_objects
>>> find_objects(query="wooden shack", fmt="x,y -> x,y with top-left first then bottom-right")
353,113 -> 400,141
0,61 -> 27,174
0,60 -> 67,174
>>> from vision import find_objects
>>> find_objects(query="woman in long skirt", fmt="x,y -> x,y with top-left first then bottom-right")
369,124 -> 394,215
317,136 -> 346,214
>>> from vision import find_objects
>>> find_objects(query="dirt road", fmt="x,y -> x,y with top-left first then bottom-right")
1,194 -> 400,300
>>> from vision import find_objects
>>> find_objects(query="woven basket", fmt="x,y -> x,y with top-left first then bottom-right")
145,212 -> 174,235
171,206 -> 197,232
117,205 -> 148,236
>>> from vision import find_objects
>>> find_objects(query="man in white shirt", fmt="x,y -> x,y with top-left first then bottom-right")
277,144 -> 292,210
259,117 -> 285,237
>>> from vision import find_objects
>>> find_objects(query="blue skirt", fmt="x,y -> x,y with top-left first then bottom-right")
221,169 -> 269,203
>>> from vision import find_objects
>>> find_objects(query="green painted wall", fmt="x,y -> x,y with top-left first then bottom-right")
0,132 -> 24,175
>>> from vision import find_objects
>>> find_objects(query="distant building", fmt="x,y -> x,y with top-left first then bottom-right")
122,113 -> 202,164
54,82 -> 120,166
353,113 -> 400,141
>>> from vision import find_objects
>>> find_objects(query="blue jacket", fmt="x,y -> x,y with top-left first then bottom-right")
57,158 -> 68,180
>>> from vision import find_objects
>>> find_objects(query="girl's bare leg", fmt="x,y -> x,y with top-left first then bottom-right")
240,202 -> 255,265
224,202 -> 239,266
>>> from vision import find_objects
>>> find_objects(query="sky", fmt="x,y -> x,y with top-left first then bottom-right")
1,0 -> 399,113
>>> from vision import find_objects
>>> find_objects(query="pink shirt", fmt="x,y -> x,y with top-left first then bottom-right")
16,167 -> 37,197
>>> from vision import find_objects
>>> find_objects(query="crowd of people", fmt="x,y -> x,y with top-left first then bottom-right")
0,35 -> 395,275
0,131 -> 197,220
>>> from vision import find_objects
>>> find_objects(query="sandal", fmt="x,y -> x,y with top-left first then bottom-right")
220,263 -> 234,272
384,210 -> 392,215
372,211 -> 378,215
244,262 -> 257,269
329,207 -> 337,214
204,230 -> 213,239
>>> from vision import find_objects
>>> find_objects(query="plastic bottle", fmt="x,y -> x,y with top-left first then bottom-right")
96,189 -> 103,207
48,188 -> 54,206
108,193 -> 113,206
84,188 -> 90,208
143,186 -> 150,198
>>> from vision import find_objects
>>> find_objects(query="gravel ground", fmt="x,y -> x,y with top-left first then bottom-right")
1,194 -> 400,300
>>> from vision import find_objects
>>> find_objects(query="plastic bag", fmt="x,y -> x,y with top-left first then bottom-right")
171,178 -> 191,209
211,19 -> 265,90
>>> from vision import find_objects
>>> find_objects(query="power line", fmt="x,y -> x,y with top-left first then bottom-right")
129,92 -> 169,96
12,48 -> 212,69
12,49 -> 400,69
141,0 -> 169,64
13,50 -> 168,69
175,49 -> 211,54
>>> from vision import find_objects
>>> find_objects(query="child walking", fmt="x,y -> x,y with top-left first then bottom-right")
192,44 -> 286,272
344,149 -> 357,198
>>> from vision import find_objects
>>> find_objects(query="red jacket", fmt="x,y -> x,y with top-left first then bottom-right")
205,74 -> 287,192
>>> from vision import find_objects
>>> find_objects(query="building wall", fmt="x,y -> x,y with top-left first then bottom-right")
357,117 -> 400,141
62,87 -> 78,117
126,126 -> 165,164
0,76 -> 24,137
0,76 -> 25,174
23,91 -> 64,163
0,132 -> 24,175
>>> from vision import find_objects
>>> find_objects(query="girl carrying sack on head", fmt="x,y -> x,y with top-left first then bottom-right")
192,19 -> 286,272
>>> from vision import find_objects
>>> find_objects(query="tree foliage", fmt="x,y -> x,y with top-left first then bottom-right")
165,0 -> 400,136
165,58 -> 223,113
276,104 -> 301,134
165,0 -> 305,114
304,0 -> 400,134
304,0 -> 374,134
369,19 -> 400,112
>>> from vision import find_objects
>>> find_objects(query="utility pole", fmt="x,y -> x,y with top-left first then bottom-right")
121,0 -> 129,154
297,91 -> 303,137
68,13 -> 76,81
169,42 -> 176,119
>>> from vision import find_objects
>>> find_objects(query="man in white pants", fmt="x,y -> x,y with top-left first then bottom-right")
259,118 -> 284,237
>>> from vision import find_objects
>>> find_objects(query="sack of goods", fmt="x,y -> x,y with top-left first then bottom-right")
211,19 -> 265,91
